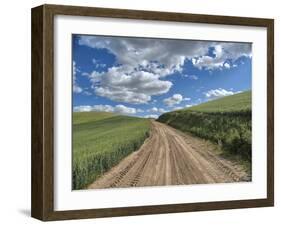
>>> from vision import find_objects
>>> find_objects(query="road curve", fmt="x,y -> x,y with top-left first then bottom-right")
88,120 -> 249,189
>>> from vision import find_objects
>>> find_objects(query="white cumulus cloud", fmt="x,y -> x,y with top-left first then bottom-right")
144,114 -> 159,119
192,43 -> 251,70
205,88 -> 240,99
73,105 -> 92,112
78,36 -> 210,76
73,104 -> 137,115
89,66 -> 172,104
114,105 -> 137,114
147,107 -> 166,114
163,94 -> 189,107
91,104 -> 114,112
224,62 -> 230,69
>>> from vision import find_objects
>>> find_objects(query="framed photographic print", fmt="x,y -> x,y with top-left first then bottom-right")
31,4 -> 274,221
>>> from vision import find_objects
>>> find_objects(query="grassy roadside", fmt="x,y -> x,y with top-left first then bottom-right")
157,91 -> 252,169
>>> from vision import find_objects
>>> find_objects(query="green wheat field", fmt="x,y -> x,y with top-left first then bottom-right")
72,112 -> 150,189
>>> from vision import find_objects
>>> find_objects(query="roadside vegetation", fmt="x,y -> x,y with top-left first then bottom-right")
72,112 -> 150,190
158,91 -> 252,163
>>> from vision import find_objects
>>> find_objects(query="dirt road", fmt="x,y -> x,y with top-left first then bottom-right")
88,120 -> 249,189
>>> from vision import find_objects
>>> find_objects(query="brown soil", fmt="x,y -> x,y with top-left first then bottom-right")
88,120 -> 249,189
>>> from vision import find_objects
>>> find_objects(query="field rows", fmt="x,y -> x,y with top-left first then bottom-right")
72,112 -> 150,190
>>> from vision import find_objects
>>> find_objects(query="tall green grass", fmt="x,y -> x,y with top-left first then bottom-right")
158,91 -> 252,161
73,112 -> 150,190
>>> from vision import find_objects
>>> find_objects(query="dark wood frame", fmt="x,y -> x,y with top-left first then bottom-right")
31,4 -> 274,221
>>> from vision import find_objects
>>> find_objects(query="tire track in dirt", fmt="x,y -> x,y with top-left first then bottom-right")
88,120 -> 249,189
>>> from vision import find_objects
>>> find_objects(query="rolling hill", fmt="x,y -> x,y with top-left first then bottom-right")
158,91 -> 252,161
73,112 -> 150,190
187,90 -> 251,113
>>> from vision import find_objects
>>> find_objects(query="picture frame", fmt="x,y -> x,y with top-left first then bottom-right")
31,4 -> 274,221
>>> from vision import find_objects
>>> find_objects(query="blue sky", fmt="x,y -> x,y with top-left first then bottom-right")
73,34 -> 252,118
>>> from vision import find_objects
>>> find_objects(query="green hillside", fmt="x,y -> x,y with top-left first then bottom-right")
73,112 -> 150,190
73,111 -> 116,125
187,91 -> 251,113
158,91 -> 252,161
